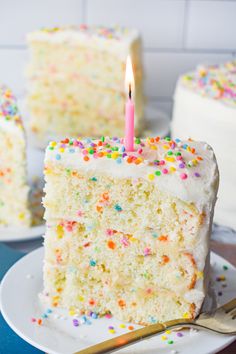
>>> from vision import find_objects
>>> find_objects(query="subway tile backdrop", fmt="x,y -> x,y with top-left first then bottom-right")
0,0 -> 235,117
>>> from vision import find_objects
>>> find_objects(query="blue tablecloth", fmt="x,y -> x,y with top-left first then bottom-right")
0,243 -> 43,354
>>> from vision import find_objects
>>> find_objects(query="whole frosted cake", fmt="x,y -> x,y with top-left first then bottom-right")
0,85 -> 31,227
172,61 -> 236,229
26,26 -> 144,145
43,136 -> 219,325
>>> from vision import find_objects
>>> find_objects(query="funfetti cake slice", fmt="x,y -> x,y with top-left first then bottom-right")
26,25 -> 144,146
0,85 -> 31,227
43,136 -> 219,325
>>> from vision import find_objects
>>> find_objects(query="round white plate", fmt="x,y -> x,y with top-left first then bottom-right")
0,248 -> 235,354
0,225 -> 45,242
0,147 -> 45,242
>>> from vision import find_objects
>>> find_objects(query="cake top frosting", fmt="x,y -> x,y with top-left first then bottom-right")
27,25 -> 139,46
181,61 -> 236,106
28,25 -> 138,41
45,136 -> 219,209
27,25 -> 139,60
0,85 -> 23,129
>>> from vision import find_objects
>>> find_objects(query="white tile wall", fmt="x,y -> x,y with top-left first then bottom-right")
186,1 -> 236,50
144,52 -> 234,98
0,0 -> 83,46
0,49 -> 28,95
0,0 -> 235,117
86,0 -> 186,49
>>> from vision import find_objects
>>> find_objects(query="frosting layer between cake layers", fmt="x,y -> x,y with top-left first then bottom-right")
172,61 -> 236,229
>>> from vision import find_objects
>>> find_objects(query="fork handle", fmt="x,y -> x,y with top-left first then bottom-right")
74,319 -> 193,354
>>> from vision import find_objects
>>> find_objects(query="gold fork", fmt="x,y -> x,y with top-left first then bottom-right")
74,298 -> 236,354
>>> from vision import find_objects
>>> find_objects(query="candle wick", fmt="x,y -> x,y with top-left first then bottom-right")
129,83 -> 132,100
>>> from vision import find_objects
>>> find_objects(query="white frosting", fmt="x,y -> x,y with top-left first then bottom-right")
180,61 -> 236,107
0,85 -> 25,138
0,118 -> 24,140
45,137 -> 219,212
27,26 -> 140,60
172,82 -> 236,229
184,289 -> 205,305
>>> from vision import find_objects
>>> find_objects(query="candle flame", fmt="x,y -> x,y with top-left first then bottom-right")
125,56 -> 135,96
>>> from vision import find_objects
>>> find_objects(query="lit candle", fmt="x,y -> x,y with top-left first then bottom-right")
125,56 -> 135,151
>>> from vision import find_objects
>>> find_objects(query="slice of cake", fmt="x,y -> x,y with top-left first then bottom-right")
172,61 -> 236,229
0,85 -> 31,227
43,136 -> 219,324
26,26 -> 144,146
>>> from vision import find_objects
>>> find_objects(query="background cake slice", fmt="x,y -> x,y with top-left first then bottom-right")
26,26 -> 144,145
43,136 -> 219,324
172,61 -> 236,230
0,85 -> 31,227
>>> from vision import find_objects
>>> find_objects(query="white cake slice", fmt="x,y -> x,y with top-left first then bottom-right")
26,25 -> 144,145
0,85 -> 31,227
43,136 -> 219,324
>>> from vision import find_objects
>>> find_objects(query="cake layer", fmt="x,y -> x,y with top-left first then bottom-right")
27,76 -> 143,116
27,40 -> 142,92
44,214 -> 200,298
44,262 -> 196,324
43,137 -> 219,324
27,79 -> 143,139
44,137 -> 218,207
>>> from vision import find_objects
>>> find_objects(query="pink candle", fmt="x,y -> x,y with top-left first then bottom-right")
125,56 -> 135,151
125,88 -> 134,151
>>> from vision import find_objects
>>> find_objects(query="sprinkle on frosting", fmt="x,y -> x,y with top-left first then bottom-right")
182,61 -> 236,106
47,136 -> 204,182
29,25 -> 135,42
0,85 -> 23,127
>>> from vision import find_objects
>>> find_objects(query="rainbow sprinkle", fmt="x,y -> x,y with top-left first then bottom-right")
37,25 -> 133,41
47,136 -> 204,182
0,85 -> 23,127
182,61 -> 236,106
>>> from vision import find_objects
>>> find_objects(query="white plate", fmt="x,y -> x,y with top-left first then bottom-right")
144,106 -> 170,138
0,248 -> 235,354
0,225 -> 45,242
0,147 -> 45,242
